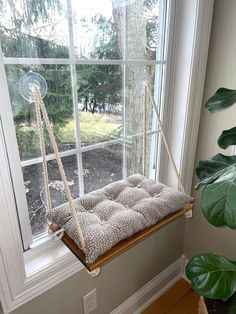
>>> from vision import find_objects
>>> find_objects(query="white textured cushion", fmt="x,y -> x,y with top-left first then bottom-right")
47,174 -> 193,264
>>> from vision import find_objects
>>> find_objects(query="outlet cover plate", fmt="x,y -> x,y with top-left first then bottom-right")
82,288 -> 97,314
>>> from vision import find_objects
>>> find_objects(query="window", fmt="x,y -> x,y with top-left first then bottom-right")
0,0 -> 214,312
1,0 -> 168,248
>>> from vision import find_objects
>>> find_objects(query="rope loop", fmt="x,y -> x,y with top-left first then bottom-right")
48,227 -> 65,241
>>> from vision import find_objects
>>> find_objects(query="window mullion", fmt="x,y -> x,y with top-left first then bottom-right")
20,128 -> 161,168
67,0 -> 84,196
20,148 -> 79,167
3,57 -> 166,66
150,0 -> 168,179
156,0 -> 178,185
122,0 -> 128,179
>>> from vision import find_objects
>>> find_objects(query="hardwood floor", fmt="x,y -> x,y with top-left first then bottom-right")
142,279 -> 199,314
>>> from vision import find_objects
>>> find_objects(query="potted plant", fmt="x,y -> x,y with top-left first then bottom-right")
185,88 -> 236,313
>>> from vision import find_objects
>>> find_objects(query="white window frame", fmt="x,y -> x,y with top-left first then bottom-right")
0,0 -> 213,313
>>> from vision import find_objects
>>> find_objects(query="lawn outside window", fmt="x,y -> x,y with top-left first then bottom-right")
0,0 -> 213,312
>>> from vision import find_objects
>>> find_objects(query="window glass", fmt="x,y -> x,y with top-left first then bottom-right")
5,64 -> 75,161
76,64 -> 123,146
23,154 -> 80,237
72,0 -> 122,60
0,0 -> 69,58
125,133 -> 158,177
125,65 -> 157,136
126,0 -> 159,60
0,0 -> 167,245
83,144 -> 123,193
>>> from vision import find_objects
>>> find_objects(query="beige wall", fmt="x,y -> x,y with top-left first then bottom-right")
184,0 -> 236,260
12,219 -> 184,314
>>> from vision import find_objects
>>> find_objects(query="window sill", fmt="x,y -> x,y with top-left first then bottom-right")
24,238 -> 83,277
1,239 -> 84,314
25,240 -> 83,288
18,241 -> 84,311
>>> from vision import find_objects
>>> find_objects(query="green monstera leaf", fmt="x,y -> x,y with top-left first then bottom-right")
205,88 -> 236,112
186,253 -> 236,300
196,154 -> 236,188
190,88 -> 236,304
195,154 -> 236,228
218,127 -> 236,149
201,165 -> 236,228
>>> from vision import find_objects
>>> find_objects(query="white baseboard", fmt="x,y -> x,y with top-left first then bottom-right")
111,255 -> 187,314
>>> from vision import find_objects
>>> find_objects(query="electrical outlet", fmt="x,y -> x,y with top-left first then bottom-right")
82,288 -> 97,314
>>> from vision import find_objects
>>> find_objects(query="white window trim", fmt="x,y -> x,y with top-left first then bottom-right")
0,0 -> 213,313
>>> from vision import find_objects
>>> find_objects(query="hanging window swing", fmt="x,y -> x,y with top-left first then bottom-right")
19,72 -> 193,276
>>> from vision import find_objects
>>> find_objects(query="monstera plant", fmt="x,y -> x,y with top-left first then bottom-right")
185,88 -> 236,310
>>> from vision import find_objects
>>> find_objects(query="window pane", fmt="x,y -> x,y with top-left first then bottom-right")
71,0 -> 163,61
72,0 -> 123,60
125,64 -> 157,135
124,65 -> 159,175
125,133 -> 158,177
5,64 -> 76,161
76,65 -> 123,146
22,154 -> 80,237
1,0 -> 168,244
126,0 -> 161,60
83,144 -> 123,193
0,0 -> 69,58
0,0 -> 165,61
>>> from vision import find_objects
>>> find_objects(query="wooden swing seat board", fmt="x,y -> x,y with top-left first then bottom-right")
50,203 -> 193,271
47,174 -> 194,271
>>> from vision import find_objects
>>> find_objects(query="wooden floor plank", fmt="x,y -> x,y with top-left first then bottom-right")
142,279 -> 193,314
166,289 -> 199,314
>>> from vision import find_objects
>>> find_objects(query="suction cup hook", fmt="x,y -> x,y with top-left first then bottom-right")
137,70 -> 151,91
18,71 -> 47,102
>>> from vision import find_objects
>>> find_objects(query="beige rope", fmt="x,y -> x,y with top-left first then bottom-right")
145,84 -> 192,218
33,85 -> 86,251
34,92 -> 52,213
145,83 -> 186,194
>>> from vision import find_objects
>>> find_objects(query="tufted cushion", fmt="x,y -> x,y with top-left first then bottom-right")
47,174 -> 194,264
